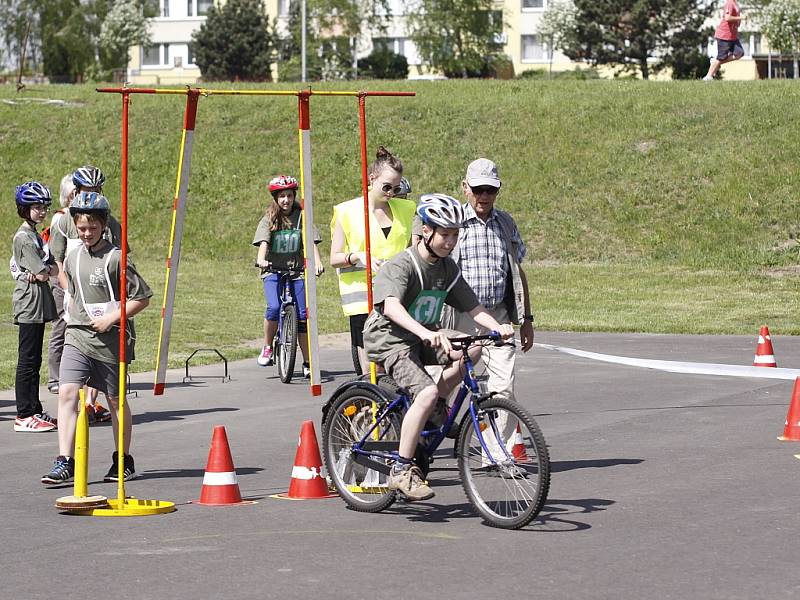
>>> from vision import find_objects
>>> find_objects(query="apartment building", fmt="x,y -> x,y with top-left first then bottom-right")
128,1 -> 774,84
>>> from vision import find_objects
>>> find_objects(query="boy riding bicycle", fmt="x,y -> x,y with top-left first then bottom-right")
363,194 -> 514,501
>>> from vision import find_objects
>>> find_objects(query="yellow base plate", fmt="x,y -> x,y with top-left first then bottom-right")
62,497 -> 176,517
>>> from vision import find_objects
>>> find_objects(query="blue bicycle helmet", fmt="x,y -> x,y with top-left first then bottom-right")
72,165 -> 105,189
70,191 -> 110,215
398,177 -> 412,197
15,181 -> 52,206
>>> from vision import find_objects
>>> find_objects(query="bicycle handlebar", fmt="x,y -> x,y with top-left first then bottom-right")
448,331 -> 514,348
253,263 -> 304,277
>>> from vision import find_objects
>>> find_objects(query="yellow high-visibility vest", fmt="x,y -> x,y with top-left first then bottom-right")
331,197 -> 416,316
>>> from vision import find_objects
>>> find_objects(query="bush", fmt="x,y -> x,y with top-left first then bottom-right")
357,48 -> 409,79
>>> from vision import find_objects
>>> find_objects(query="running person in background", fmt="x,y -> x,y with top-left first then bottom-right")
330,146 -> 416,374
363,194 -> 514,501
703,0 -> 744,80
49,165 -> 119,423
11,182 -> 58,432
254,175 -> 323,379
42,192 -> 152,485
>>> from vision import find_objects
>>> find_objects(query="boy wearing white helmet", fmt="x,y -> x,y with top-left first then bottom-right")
363,194 -> 514,501
42,192 -> 152,485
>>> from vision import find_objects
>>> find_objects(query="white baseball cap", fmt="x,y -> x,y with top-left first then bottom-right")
465,158 -> 501,188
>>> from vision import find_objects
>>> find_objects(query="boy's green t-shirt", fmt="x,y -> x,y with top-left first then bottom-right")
11,223 -> 57,324
363,245 -> 479,362
64,241 -> 152,364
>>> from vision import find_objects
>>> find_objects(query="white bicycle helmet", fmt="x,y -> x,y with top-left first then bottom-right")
72,165 -> 106,189
416,193 -> 466,229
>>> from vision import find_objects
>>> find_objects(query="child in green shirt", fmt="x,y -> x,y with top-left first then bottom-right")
363,194 -> 514,501
11,182 -> 58,432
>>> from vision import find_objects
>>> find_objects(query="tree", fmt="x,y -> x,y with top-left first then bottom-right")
191,0 -> 274,81
39,0 -> 96,82
99,0 -> 151,73
555,0 -> 714,80
357,46 -> 408,79
407,0 -> 504,78
759,0 -> 800,78
0,0 -> 40,75
537,0 -> 578,76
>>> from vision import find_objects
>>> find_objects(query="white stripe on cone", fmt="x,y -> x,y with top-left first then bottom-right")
202,471 -> 238,486
291,465 -> 322,480
754,354 -> 776,365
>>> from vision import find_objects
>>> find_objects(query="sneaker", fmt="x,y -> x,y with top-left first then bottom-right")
388,464 -> 434,501
36,411 -> 57,427
14,415 -> 55,433
47,383 -> 59,394
41,456 -> 75,484
302,362 -> 311,379
702,75 -> 713,81
257,346 -> 273,366
87,403 -> 112,423
104,451 -> 138,482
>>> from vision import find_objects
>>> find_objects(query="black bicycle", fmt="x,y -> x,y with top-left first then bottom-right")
321,332 -> 550,530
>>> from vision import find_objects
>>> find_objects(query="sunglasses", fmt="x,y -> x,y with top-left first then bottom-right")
380,182 -> 403,195
470,185 -> 499,195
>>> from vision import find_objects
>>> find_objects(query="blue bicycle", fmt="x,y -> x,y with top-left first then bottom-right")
266,267 -> 303,384
322,332 -> 550,530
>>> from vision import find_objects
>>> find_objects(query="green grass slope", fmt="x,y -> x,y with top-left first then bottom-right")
0,80 -> 798,389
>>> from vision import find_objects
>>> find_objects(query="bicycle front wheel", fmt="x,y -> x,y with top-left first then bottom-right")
322,386 -> 400,513
277,306 -> 298,384
457,397 -> 550,529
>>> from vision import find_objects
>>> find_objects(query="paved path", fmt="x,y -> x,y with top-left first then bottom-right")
1,332 -> 798,599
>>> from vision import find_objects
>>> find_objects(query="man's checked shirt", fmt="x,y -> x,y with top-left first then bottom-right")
458,203 -> 526,309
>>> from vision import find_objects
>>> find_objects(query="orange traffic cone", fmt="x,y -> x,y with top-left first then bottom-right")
274,420 -> 336,500
511,423 -> 528,462
778,378 -> 800,441
197,426 -> 244,505
753,326 -> 777,367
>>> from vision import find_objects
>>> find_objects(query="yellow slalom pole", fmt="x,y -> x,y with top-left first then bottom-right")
74,388 -> 88,497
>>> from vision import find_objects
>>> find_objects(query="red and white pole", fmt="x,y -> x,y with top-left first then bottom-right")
298,92 -> 322,396
153,90 -> 201,395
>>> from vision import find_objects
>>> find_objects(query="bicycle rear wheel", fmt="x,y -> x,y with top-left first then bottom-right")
322,386 -> 400,512
277,306 -> 298,383
457,397 -> 550,529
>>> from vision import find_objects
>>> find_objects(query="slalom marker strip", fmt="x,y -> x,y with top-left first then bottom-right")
297,93 -> 322,396
154,91 -> 200,395
534,343 -> 800,380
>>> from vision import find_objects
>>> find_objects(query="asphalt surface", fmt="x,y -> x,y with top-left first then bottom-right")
1,331 -> 798,599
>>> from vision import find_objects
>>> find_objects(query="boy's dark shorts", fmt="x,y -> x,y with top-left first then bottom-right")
59,344 -> 120,397
716,38 -> 744,61
383,340 -> 453,398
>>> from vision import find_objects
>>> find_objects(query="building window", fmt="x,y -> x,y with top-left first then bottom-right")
159,0 -> 169,17
142,44 -> 162,66
522,0 -> 545,9
373,37 -> 407,56
188,43 -> 196,65
278,0 -> 289,16
751,33 -> 761,55
188,0 -> 214,16
521,34 -> 546,61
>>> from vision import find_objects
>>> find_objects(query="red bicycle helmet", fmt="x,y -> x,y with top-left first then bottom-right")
268,175 -> 298,195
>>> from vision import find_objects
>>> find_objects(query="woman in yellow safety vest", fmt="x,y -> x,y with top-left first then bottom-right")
330,146 -> 416,374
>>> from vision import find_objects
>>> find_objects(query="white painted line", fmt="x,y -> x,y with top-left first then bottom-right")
534,343 -> 800,380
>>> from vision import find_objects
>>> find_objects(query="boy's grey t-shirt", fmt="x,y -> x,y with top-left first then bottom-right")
64,241 -> 152,364
49,208 -> 125,263
252,206 -> 321,275
363,245 -> 479,362
11,223 -> 57,324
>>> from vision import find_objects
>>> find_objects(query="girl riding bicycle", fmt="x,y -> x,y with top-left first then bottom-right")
362,194 -> 514,501
253,175 -> 323,378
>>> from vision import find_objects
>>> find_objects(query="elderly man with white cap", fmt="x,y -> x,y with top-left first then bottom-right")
450,158 -> 534,403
